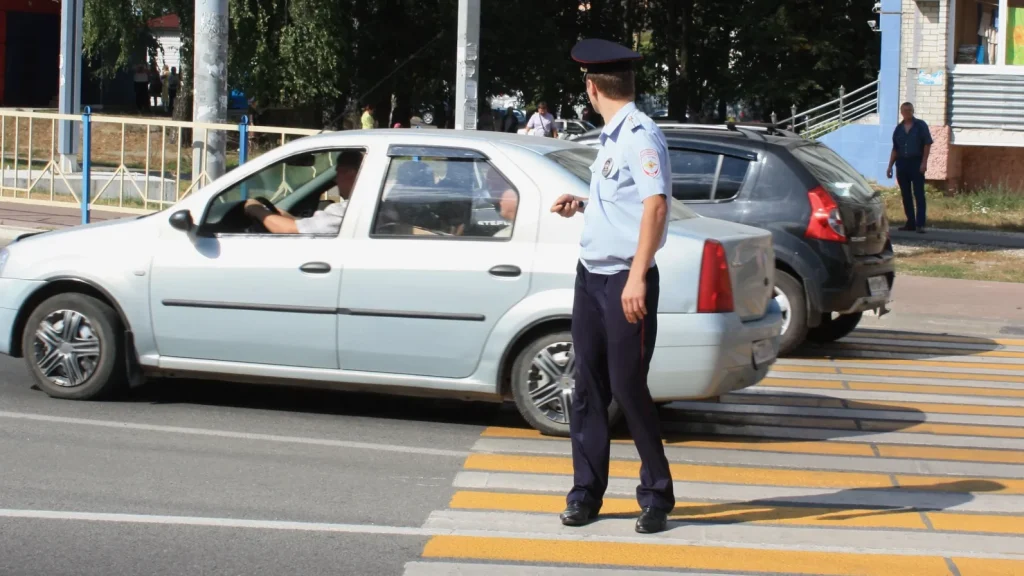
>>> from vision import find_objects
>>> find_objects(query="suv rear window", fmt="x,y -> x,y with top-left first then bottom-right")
790,143 -> 878,203
545,148 -> 699,221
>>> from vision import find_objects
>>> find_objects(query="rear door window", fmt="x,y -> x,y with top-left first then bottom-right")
790,143 -> 878,202
669,148 -> 752,202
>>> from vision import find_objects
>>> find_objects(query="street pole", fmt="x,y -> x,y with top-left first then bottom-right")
192,0 -> 229,187
454,0 -> 480,130
57,0 -> 84,172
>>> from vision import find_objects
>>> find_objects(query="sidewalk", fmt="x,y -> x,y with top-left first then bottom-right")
889,227 -> 1024,249
0,200 -> 132,240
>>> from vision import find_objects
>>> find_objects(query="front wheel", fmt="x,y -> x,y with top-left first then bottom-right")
510,331 -> 621,437
806,312 -> 863,344
22,293 -> 127,400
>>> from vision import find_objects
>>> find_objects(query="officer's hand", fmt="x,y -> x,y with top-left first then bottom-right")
551,194 -> 581,218
621,276 -> 647,324
886,167 -> 893,179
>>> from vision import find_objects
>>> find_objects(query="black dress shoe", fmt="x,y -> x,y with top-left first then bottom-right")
635,507 -> 669,534
560,502 -> 598,526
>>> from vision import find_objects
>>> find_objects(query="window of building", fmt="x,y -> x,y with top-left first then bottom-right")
954,0 -> 1024,66
372,153 -> 519,239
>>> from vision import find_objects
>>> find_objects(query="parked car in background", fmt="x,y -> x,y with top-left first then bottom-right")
575,123 -> 895,355
552,119 -> 596,140
0,131 -> 781,436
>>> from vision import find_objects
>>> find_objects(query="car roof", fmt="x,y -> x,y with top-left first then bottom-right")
295,128 -> 587,156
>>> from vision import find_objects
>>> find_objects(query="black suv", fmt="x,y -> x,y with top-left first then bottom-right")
574,123 -> 895,355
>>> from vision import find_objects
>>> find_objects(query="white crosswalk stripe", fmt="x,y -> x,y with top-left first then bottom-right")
404,328 -> 1024,575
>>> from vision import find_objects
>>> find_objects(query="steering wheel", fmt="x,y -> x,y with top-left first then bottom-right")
242,196 -> 281,234
253,196 -> 280,215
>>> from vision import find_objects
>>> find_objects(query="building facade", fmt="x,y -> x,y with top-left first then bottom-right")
820,0 -> 1024,192
908,0 -> 1024,191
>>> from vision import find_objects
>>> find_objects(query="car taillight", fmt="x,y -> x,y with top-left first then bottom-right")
805,186 -> 846,242
698,240 -> 734,313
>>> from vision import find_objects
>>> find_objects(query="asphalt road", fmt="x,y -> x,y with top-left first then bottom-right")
0,356 -> 514,576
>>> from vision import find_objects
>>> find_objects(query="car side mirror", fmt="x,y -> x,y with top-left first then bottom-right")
169,209 -> 194,232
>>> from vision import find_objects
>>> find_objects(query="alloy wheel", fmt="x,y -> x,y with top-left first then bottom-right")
32,309 -> 101,388
773,286 -> 792,335
526,341 -> 575,425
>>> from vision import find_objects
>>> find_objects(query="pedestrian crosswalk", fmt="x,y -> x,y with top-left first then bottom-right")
403,328 -> 1024,575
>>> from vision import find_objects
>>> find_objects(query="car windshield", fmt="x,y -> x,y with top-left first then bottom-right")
790,143 -> 879,203
544,148 -> 698,221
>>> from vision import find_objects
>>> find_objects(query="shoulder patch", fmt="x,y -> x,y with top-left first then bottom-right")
639,148 -> 660,177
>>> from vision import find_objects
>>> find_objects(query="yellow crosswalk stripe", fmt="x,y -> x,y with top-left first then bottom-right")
788,357 -> 1024,372
448,490 -> 1024,536
462,454 -> 1024,493
773,364 -> 1024,383
422,535 -> 966,575
479,426 -> 1024,465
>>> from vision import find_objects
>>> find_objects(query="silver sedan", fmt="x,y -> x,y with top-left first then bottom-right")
0,130 -> 782,435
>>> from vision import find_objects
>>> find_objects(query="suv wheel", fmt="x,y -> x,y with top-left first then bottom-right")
807,312 -> 863,344
773,271 -> 808,356
22,293 -> 127,400
510,330 -> 622,437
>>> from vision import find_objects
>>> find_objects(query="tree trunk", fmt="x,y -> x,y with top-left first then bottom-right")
666,0 -> 693,121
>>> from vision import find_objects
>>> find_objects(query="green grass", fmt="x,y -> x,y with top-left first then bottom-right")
878,185 -> 1024,233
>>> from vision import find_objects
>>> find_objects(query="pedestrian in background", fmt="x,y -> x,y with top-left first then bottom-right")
148,64 -> 163,112
361,104 -> 377,129
526,102 -> 558,138
160,65 -> 170,113
167,67 -> 180,114
550,38 -> 675,535
886,102 -> 932,233
132,64 -> 149,113
502,106 -> 519,133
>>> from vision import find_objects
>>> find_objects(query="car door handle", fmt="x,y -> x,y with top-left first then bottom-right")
489,265 -> 521,278
300,262 -> 332,274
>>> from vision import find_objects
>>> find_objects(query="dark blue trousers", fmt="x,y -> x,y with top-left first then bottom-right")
895,156 -> 926,229
567,261 -> 675,513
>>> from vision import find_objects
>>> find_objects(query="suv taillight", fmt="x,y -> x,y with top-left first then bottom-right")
805,186 -> 846,242
698,240 -> 734,313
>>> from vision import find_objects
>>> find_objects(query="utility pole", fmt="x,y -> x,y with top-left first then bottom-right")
57,0 -> 84,172
454,0 -> 480,130
192,0 -> 230,186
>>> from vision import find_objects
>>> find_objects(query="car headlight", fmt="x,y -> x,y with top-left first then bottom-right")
0,248 -> 9,277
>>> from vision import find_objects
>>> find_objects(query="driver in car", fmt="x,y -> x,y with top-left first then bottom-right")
243,150 -> 364,235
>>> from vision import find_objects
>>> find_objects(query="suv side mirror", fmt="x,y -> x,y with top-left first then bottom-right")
169,209 -> 194,232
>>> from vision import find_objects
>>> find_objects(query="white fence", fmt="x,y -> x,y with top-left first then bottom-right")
0,109 -> 323,213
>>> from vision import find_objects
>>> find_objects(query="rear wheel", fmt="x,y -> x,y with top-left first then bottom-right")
22,293 -> 127,400
773,271 -> 808,356
510,330 -> 622,437
807,312 -> 863,344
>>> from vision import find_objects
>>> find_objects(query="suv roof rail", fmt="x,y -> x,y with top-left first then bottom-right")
659,121 -> 800,140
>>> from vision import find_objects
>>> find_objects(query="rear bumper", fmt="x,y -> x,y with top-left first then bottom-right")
647,301 -> 784,401
0,278 -> 44,356
818,248 -> 896,315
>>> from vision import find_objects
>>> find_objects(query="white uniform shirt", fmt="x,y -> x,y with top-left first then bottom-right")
295,200 -> 348,235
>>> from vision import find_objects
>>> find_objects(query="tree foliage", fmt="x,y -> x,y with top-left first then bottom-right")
82,0 -> 880,124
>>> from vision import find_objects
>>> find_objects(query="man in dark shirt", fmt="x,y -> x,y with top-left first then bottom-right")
886,102 -> 932,233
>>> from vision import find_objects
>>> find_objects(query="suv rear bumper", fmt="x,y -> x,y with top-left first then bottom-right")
818,250 -> 896,315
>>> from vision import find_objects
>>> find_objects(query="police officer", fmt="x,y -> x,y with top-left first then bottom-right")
551,39 -> 674,535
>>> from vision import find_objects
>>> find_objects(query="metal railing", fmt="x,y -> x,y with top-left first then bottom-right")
774,80 -> 879,140
0,109 -> 323,222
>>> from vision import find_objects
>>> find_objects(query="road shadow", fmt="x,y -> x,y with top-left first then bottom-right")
795,327 -> 1003,361
119,376 -> 527,429
598,480 -> 1006,527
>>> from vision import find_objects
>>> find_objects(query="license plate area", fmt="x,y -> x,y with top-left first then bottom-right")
752,339 -> 776,368
868,275 -> 889,296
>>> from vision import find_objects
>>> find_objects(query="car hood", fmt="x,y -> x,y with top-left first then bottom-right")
3,213 -> 161,280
